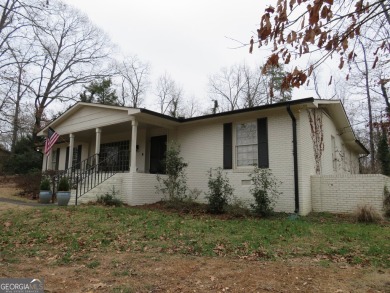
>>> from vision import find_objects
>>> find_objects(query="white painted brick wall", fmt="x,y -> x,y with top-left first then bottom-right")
69,173 -> 123,205
311,174 -> 388,213
177,110 -> 296,214
121,173 -> 165,205
297,109 -> 316,216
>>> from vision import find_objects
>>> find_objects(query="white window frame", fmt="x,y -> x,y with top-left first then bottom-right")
235,121 -> 258,168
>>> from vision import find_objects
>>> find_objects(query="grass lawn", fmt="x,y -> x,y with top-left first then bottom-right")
1,205 -> 389,268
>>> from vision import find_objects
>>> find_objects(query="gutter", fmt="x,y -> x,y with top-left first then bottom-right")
287,105 -> 300,214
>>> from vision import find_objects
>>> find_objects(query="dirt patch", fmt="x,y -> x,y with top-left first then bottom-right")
1,252 -> 389,292
0,176 -> 37,203
0,202 -> 33,212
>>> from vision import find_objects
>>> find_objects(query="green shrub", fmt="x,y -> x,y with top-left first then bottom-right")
225,198 -> 251,218
58,177 -> 70,191
206,167 -> 234,214
355,204 -> 382,223
156,142 -> 188,202
96,188 -> 122,207
40,178 -> 51,191
249,167 -> 282,217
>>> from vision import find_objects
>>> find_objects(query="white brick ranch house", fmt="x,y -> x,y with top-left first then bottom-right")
38,98 -> 384,215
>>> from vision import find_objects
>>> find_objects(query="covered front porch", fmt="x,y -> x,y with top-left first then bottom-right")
38,103 -> 178,204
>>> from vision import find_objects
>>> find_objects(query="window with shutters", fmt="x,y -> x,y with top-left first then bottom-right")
224,118 -> 268,169
236,122 -> 258,167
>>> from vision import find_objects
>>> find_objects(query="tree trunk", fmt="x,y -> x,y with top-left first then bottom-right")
11,64 -> 25,153
361,42 -> 375,171
33,102 -> 45,144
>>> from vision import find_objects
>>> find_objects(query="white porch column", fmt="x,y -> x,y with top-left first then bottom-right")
130,120 -> 138,173
95,128 -> 101,166
68,133 -> 74,169
46,148 -> 53,170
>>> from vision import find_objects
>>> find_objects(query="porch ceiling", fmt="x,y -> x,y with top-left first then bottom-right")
62,120 -> 153,142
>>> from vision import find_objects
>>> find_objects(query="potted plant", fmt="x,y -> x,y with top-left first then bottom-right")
57,176 -> 71,206
39,178 -> 52,204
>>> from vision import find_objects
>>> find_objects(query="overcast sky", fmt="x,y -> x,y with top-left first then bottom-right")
62,0 -> 313,111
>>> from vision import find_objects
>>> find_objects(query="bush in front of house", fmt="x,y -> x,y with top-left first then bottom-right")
206,167 -> 234,214
249,167 -> 282,217
355,204 -> 383,223
96,187 -> 123,207
156,142 -> 188,202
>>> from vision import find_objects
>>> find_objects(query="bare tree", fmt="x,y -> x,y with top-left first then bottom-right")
6,40 -> 35,152
0,0 -> 42,70
208,62 -> 291,111
242,63 -> 264,108
208,64 -> 245,111
182,95 -> 203,118
155,72 -> 183,117
306,67 -> 343,101
25,1 -> 113,142
117,55 -> 150,108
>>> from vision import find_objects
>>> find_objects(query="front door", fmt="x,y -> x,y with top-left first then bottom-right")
150,135 -> 167,174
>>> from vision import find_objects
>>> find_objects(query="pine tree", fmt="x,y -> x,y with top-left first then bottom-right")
80,78 -> 119,106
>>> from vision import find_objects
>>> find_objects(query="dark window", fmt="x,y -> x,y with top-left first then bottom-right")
52,148 -> 60,170
72,145 -> 82,170
150,135 -> 167,174
65,147 -> 69,170
99,141 -> 129,171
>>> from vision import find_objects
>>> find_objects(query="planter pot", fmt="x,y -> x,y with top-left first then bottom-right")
39,190 -> 52,204
57,191 -> 71,206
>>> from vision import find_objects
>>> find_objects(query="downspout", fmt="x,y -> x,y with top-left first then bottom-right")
287,105 -> 300,214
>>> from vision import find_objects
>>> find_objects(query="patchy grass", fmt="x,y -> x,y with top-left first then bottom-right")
0,206 -> 389,268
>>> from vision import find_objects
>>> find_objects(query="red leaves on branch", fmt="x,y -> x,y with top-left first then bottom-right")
348,50 -> 356,62
290,0 -> 296,10
355,0 -> 363,14
317,31 -> 327,48
258,13 -> 272,41
338,57 -> 344,69
277,0 -> 288,22
342,38 -> 348,51
285,53 -> 291,64
253,0 -> 387,89
262,54 -> 280,74
265,6 -> 275,13
308,1 -> 322,25
281,68 -> 308,89
249,38 -> 254,54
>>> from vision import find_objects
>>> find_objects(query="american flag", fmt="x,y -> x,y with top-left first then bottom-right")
44,127 -> 60,156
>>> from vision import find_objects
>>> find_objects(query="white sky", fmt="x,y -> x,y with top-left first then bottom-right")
63,0 -> 314,111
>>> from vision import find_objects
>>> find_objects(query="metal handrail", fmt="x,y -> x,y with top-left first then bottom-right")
53,150 -> 129,205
